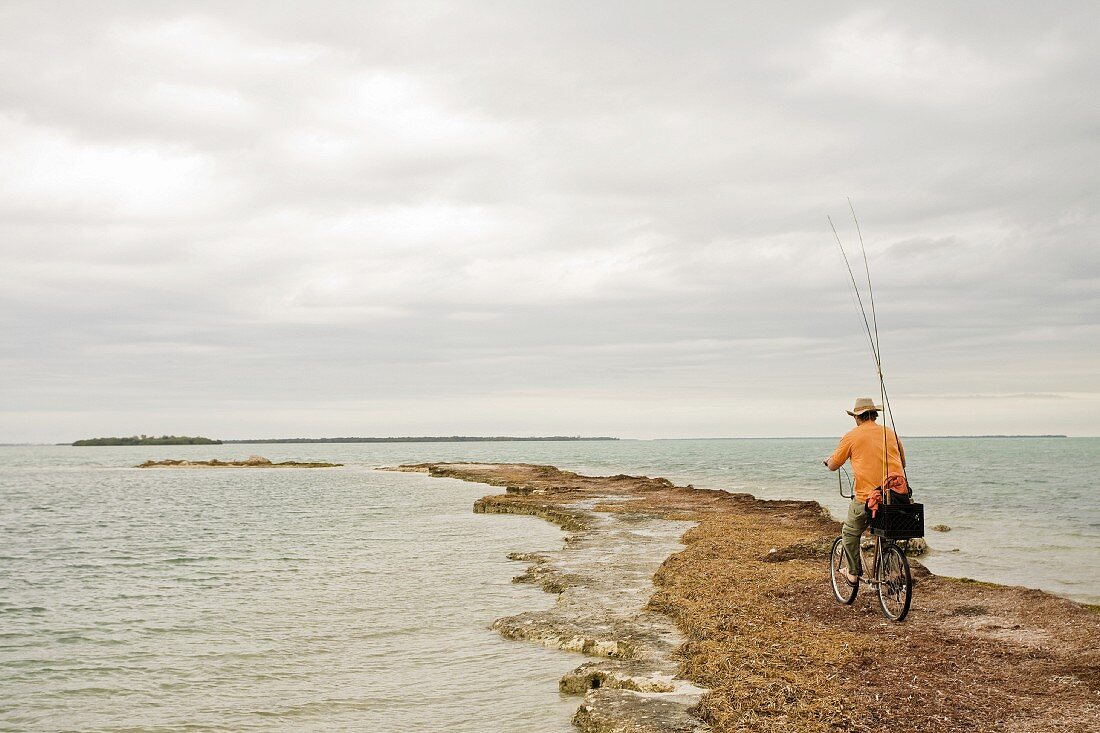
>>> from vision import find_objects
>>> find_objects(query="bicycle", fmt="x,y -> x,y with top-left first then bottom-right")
827,467 -> 922,622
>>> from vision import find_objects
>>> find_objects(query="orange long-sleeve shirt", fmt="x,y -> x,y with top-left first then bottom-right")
827,421 -> 906,503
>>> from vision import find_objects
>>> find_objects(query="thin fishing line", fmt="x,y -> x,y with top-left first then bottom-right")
848,199 -> 890,491
830,215 -> 878,363
849,198 -> 882,367
881,384 -> 910,485
843,202 -> 910,488
844,276 -> 880,374
831,216 -> 881,384
852,205 -> 908,486
828,216 -> 879,365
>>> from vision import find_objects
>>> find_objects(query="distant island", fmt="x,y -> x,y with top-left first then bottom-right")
222,436 -> 619,444
73,435 -> 222,446
137,456 -> 340,469
912,434 -> 1067,439
70,435 -> 617,446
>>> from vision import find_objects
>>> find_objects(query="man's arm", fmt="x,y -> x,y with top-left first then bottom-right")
824,436 -> 851,472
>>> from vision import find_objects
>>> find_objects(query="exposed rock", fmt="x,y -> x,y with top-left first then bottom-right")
906,537 -> 929,555
863,535 -> 929,557
933,524 -> 952,532
473,495 -> 591,532
573,688 -> 710,732
489,499 -> 697,667
560,660 -> 680,694
475,488 -> 710,729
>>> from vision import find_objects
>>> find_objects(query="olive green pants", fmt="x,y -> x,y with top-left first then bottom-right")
841,498 -> 869,576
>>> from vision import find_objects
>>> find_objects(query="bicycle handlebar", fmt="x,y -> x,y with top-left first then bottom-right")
837,466 -> 854,499
822,459 -> 855,499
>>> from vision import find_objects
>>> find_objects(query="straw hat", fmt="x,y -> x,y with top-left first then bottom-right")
846,397 -> 883,417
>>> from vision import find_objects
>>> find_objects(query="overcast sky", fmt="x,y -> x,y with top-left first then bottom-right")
1,1 -> 1097,442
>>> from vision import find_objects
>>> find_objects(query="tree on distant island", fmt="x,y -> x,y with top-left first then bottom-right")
72,435 -> 223,446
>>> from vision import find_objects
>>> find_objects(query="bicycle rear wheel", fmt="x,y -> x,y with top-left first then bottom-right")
877,544 -> 913,621
829,537 -> 858,604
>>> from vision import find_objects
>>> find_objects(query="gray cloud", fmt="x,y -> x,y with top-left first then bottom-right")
1,1 -> 1098,441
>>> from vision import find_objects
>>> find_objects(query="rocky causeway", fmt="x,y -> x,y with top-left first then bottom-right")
388,462 -> 1100,733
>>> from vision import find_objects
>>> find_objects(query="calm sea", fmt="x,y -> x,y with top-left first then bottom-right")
2,438 -> 1097,730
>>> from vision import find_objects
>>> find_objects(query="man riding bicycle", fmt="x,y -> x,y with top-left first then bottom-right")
823,397 -> 907,584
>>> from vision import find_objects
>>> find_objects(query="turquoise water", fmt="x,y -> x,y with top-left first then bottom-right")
1,438 -> 1097,730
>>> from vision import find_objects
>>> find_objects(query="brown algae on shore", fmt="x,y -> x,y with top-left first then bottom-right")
137,455 -> 341,468
398,462 -> 1100,733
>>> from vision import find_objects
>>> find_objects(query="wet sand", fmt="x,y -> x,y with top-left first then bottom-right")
389,462 -> 1100,733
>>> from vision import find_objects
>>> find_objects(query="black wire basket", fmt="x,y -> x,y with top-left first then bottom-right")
869,501 -> 925,539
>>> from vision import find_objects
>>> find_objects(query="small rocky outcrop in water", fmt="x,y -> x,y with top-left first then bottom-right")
136,456 -> 341,468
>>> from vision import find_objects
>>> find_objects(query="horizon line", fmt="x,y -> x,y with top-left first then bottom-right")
3,433 -> 1092,446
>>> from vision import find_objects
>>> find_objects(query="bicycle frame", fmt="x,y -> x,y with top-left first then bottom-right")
861,536 -> 886,586
838,468 -> 900,585
830,463 -> 914,620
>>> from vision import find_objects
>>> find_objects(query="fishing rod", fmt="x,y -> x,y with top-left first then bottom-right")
846,200 -> 890,488
849,201 -> 909,486
828,215 -> 880,368
828,202 -> 910,491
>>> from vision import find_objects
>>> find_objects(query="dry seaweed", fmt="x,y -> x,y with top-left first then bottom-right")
397,462 -> 1100,732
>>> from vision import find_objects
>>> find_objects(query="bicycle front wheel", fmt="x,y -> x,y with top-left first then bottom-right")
829,537 -> 858,604
877,544 -> 913,621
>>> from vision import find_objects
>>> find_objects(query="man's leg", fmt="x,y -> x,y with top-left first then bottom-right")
841,498 -> 869,579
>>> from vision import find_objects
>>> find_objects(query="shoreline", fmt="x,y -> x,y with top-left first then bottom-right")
392,462 -> 1100,732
